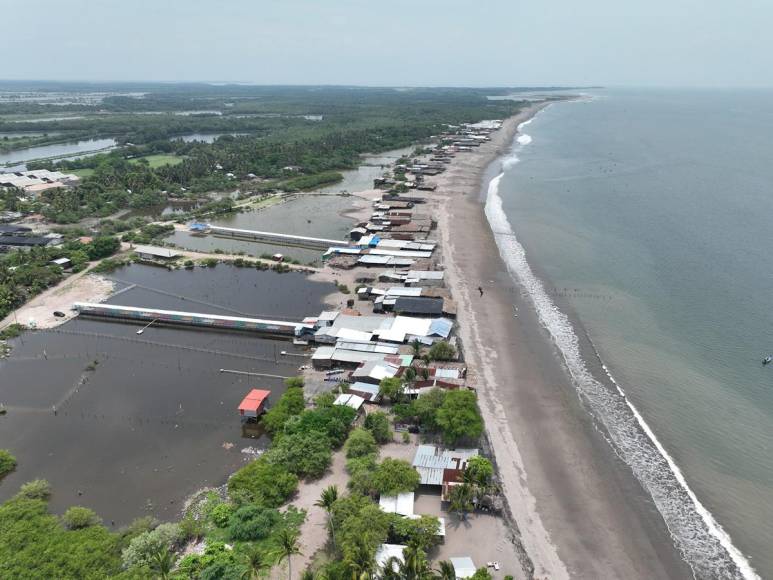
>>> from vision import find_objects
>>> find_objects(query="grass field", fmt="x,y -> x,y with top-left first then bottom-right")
128,154 -> 185,168
70,168 -> 95,178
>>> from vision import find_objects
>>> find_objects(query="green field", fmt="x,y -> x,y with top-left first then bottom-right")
128,154 -> 185,168
69,168 -> 95,178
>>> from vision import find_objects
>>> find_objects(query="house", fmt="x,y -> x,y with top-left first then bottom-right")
134,245 -> 181,261
237,389 -> 271,420
393,297 -> 445,317
49,257 -> 72,270
379,492 -> 415,517
334,393 -> 365,413
450,557 -> 477,579
350,360 -> 400,385
412,444 -> 479,487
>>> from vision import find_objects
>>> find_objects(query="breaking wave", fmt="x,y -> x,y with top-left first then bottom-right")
483,121 -> 759,580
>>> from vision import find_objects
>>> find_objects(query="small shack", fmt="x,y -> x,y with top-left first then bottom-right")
134,245 -> 181,261
450,557 -> 477,579
237,389 -> 271,420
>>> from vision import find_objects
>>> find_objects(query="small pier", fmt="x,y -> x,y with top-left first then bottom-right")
72,302 -> 312,339
200,224 -> 344,250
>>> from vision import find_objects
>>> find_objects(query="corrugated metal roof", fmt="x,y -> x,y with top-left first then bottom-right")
379,492 -> 415,516
429,318 -> 453,338
334,393 -> 365,410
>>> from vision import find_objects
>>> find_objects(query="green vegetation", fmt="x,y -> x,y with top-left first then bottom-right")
128,154 -> 186,168
0,236 -> 120,320
429,340 -> 456,361
344,428 -> 377,459
436,389 -> 484,445
260,378 -> 306,434
364,411 -> 393,443
371,458 -> 421,496
62,506 -> 102,530
227,458 -> 299,507
0,449 -> 17,478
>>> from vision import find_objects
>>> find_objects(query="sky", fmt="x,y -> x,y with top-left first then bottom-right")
5,0 -> 773,87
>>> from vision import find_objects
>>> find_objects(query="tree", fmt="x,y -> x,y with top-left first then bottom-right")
371,458 -> 420,496
435,390 -> 483,445
273,527 -> 302,580
411,339 -> 422,357
344,428 -> 377,459
228,505 -> 281,541
364,411 -> 392,444
315,485 -> 339,551
85,236 -> 120,260
149,546 -> 176,580
469,568 -> 493,580
240,545 -> 268,580
62,506 -> 101,530
333,497 -> 390,574
390,514 -> 441,552
464,456 -> 494,489
122,523 -> 183,570
0,449 -> 16,478
403,366 -> 417,384
265,430 -> 332,479
428,341 -> 456,361
378,377 -> 404,402
436,560 -> 456,580
227,457 -> 298,507
448,484 -> 474,520
261,387 -> 305,435
399,544 -> 433,580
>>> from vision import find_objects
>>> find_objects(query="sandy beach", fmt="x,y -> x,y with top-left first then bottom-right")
431,106 -> 694,578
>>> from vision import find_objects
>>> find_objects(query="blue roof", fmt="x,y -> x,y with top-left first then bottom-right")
429,318 -> 453,338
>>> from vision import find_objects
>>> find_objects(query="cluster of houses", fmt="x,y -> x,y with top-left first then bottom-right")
0,169 -> 80,196
0,223 -> 62,250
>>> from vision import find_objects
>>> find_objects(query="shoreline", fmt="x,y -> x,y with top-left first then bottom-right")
434,104 -> 695,578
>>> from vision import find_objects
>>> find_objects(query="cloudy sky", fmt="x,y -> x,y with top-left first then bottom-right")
6,0 -> 772,87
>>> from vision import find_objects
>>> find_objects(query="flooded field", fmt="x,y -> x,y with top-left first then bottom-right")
165,194 -> 357,264
0,264 -> 333,525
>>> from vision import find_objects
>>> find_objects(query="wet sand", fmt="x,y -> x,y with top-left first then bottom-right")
434,108 -> 693,578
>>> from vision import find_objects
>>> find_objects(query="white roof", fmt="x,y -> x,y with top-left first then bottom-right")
376,544 -> 406,570
407,270 -> 444,280
379,492 -> 415,516
450,557 -> 477,579
311,346 -> 335,361
352,360 -> 400,381
134,245 -> 180,258
349,382 -> 380,398
386,287 -> 423,297
334,393 -> 365,411
50,257 -> 71,265
318,310 -> 340,322
434,367 -> 461,379
370,249 -> 432,259
335,328 -> 373,342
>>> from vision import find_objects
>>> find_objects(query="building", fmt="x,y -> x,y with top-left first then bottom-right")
393,296 -> 445,317
237,389 -> 271,419
379,492 -> 415,517
0,235 -> 54,248
0,224 -> 32,235
49,257 -> 72,270
412,444 -> 479,487
134,245 -> 181,261
450,557 -> 477,579
333,393 -> 365,413
350,360 -> 400,385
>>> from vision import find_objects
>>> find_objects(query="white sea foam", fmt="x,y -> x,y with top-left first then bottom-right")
483,121 -> 760,580
516,134 -> 532,146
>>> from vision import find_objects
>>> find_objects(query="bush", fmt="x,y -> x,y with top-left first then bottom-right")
261,386 -> 305,434
465,456 -> 494,488
62,506 -> 101,530
208,502 -> 234,528
228,457 -> 298,507
389,514 -> 441,551
228,504 -> 281,541
429,340 -> 456,361
470,569 -> 493,580
371,458 -> 421,496
18,479 -> 51,500
346,454 -> 378,496
265,430 -> 332,479
345,428 -> 378,459
86,236 -> 121,260
121,523 -> 182,569
285,405 -> 356,447
0,449 -> 17,478
364,412 -> 392,443
436,389 -> 483,445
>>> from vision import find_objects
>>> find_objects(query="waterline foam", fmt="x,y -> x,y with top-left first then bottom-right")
483,120 -> 759,580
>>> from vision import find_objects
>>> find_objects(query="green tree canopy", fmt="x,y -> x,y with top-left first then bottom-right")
428,341 -> 456,361
344,428 -> 378,459
265,430 -> 332,479
371,458 -> 421,496
227,457 -> 299,507
364,411 -> 392,444
435,389 -> 483,445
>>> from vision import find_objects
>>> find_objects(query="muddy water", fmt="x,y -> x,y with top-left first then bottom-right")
0,264 -> 332,525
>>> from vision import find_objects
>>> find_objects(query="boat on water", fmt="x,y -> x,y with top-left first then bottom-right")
763,356 -> 772,365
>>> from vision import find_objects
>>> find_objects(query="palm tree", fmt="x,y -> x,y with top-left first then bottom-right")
400,545 -> 432,580
241,545 -> 268,580
314,485 -> 339,551
435,560 -> 456,580
411,339 -> 421,357
149,546 -> 176,580
274,527 -> 303,580
448,483 -> 474,520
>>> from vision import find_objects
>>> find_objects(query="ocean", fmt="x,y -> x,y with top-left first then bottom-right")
488,89 -> 773,579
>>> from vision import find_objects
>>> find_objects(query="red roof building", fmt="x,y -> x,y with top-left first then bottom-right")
238,389 -> 271,419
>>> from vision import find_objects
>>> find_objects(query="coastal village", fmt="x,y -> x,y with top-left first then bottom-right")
0,115 -> 528,578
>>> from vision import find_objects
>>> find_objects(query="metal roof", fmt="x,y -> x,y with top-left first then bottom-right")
379,492 -> 415,516
394,297 -> 444,315
450,557 -> 477,579
134,245 -> 180,258
238,389 -> 271,412
429,318 -> 454,338
412,445 -> 479,485
334,393 -> 365,410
